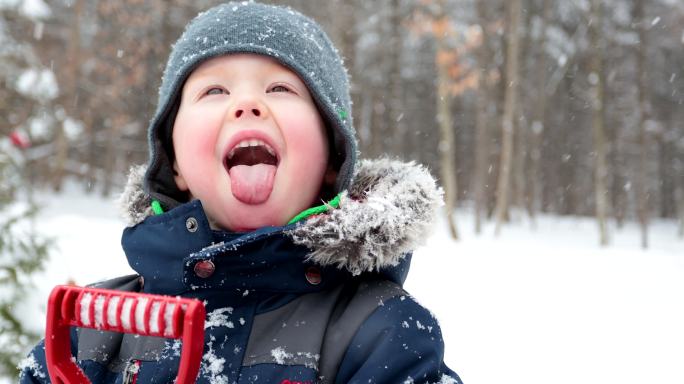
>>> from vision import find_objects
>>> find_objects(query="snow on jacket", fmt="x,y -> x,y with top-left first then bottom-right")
20,158 -> 462,384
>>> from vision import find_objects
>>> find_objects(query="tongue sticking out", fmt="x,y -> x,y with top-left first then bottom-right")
228,164 -> 276,204
226,145 -> 278,204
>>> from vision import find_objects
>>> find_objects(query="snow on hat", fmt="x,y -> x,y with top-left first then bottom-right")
144,1 -> 357,210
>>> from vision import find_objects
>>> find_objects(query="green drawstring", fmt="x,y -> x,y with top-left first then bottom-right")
152,194 -> 341,223
151,200 -> 164,215
288,193 -> 341,225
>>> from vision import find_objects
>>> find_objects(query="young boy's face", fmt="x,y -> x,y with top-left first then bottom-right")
172,54 -> 329,231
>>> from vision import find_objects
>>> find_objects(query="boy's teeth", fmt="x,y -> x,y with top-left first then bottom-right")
228,139 -> 276,159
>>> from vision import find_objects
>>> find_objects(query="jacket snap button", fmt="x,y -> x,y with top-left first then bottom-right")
194,260 -> 215,278
186,217 -> 198,232
305,266 -> 322,285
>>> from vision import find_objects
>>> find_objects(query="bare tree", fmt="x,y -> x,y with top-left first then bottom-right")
677,181 -> 684,237
494,0 -> 522,235
472,0 -> 497,234
512,0 -> 533,219
677,119 -> 684,237
52,0 -> 85,192
388,0 -> 407,157
527,0 -> 550,227
434,1 -> 459,240
633,0 -> 650,248
588,0 -> 610,245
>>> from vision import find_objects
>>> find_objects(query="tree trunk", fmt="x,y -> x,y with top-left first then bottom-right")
528,0 -> 550,228
589,0 -> 610,246
473,91 -> 489,235
358,92 -> 373,150
657,134 -> 674,218
83,110 -> 95,193
634,0 -> 650,249
52,0 -> 84,192
437,65 -> 459,240
472,0 -> 493,234
388,0 -> 405,157
101,117 -> 123,197
494,0 -> 522,235
513,0 -> 532,219
336,0 -> 362,153
677,124 -> 684,237
51,125 -> 68,192
369,91 -> 386,158
435,1 -> 458,240
676,183 -> 684,238
512,103 -> 525,218
608,80 -> 625,228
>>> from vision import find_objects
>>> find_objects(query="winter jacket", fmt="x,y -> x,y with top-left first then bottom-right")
20,159 -> 462,384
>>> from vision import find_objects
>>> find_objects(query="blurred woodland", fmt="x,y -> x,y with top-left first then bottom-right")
1,0 -> 683,245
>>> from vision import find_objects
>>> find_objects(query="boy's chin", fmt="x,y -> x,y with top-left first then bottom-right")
211,207 -> 288,233
206,189 -> 319,232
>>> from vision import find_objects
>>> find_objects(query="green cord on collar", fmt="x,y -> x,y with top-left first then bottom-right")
151,195 -> 341,223
151,200 -> 164,215
288,193 -> 341,225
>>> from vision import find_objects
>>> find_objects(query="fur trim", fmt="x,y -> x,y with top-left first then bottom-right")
118,158 -> 444,275
118,165 -> 154,226
287,158 -> 444,275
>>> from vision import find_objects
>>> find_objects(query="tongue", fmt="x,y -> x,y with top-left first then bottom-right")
228,164 -> 277,204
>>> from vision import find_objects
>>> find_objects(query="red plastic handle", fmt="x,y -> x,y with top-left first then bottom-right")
45,285 -> 205,384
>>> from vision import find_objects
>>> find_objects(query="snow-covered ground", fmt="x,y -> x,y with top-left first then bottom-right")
16,184 -> 684,384
408,215 -> 683,384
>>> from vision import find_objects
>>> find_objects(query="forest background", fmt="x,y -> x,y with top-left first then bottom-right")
2,0 -> 684,244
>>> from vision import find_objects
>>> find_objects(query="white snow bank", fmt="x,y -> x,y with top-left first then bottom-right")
17,183 -> 134,334
405,213 -> 684,384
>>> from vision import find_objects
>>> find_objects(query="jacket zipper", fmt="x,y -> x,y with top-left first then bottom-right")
122,360 -> 141,384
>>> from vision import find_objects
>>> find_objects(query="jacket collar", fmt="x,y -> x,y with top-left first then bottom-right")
119,158 -> 442,294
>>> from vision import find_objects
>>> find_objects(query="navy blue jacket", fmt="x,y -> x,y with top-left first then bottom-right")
20,159 -> 462,384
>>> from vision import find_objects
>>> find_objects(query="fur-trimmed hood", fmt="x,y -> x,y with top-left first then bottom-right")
119,158 -> 443,275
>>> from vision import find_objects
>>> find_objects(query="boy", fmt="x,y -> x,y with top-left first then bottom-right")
21,2 -> 462,383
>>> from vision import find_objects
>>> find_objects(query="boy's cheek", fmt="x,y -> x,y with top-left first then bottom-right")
281,116 -> 327,152
174,120 -> 222,161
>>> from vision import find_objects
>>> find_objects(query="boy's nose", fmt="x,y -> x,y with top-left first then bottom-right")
235,108 -> 260,118
230,99 -> 268,120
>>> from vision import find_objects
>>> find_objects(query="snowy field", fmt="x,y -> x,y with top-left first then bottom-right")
15,184 -> 684,384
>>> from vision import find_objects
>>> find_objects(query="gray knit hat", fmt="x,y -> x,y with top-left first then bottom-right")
144,1 -> 356,210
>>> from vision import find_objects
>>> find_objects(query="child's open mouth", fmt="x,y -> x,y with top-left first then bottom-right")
224,139 -> 279,205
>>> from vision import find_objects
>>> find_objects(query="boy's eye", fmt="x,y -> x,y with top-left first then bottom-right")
205,87 -> 228,96
268,85 -> 292,93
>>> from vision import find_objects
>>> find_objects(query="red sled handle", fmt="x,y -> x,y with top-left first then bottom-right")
45,285 -> 205,384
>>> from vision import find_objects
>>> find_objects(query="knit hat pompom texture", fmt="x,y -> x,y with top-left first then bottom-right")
144,1 -> 357,210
